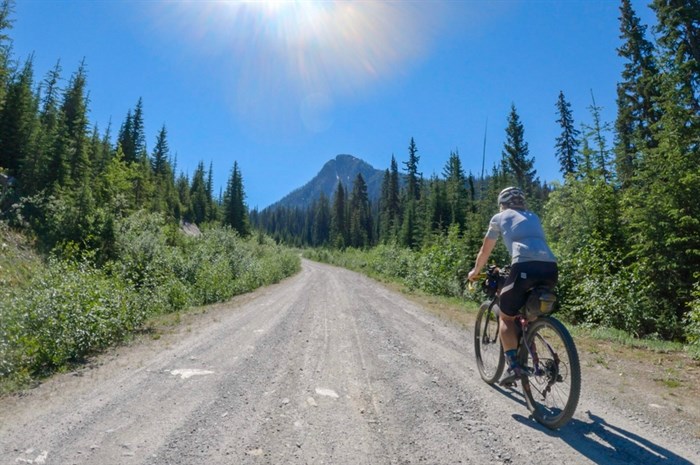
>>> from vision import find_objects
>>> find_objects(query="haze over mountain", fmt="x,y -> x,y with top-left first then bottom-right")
266,155 -> 386,210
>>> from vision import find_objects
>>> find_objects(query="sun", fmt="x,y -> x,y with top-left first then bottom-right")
151,1 -> 441,131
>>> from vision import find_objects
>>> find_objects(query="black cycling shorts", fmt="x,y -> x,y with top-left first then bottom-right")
499,261 -> 558,317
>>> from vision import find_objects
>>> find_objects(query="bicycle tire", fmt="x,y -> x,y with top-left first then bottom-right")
474,301 -> 505,384
519,316 -> 581,429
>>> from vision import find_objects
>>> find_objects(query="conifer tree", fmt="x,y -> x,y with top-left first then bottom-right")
62,61 -> 91,187
131,97 -> 147,161
32,61 -> 62,190
501,104 -> 536,192
378,168 -> 391,243
615,0 -> 660,187
651,0 -> 699,113
400,199 -> 419,249
207,161 -> 218,222
190,162 -> 209,225
223,161 -> 249,236
330,180 -> 347,248
0,0 -> 15,108
378,154 -> 401,243
0,56 -> 37,183
312,192 -> 331,246
425,175 -> 449,234
117,110 -> 134,163
151,125 -> 169,176
349,172 -> 372,247
150,125 -> 179,217
176,172 -> 191,221
404,138 -> 421,202
584,92 -> 613,183
554,91 -> 581,176
442,150 -> 468,231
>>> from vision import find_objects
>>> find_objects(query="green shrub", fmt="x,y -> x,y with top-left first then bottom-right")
0,259 -> 146,376
685,281 -> 700,347
556,243 -> 670,338
1,211 -> 301,389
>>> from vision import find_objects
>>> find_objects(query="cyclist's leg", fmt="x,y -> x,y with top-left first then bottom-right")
498,264 -> 530,384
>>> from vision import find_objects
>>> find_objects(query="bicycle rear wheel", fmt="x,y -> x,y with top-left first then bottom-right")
474,301 -> 504,384
520,316 -> 581,429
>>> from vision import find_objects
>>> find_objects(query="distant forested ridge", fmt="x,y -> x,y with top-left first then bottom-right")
255,0 -> 700,344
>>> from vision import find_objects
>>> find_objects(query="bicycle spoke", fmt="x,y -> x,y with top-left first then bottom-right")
521,317 -> 581,429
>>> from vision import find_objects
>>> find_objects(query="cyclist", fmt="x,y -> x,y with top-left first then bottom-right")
467,187 -> 558,385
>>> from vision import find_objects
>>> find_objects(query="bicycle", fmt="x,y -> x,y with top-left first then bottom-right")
472,265 -> 581,430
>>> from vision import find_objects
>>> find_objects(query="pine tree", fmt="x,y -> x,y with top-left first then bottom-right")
190,162 -> 209,225
150,125 -> 179,217
651,0 -> 699,113
330,180 -> 347,248
554,91 -> 581,176
30,61 -> 63,191
378,154 -> 401,243
404,138 -> 421,202
151,125 -> 169,176
61,61 -> 91,187
0,56 -> 37,184
584,92 -> 613,183
223,161 -> 249,236
400,198 -> 418,249
426,175 -> 449,234
378,168 -> 391,242
176,172 -> 191,222
501,104 -> 536,192
312,192 -> 331,246
131,97 -> 147,161
0,0 -> 15,109
207,161 -> 218,222
117,110 -> 134,163
117,98 -> 147,164
348,173 -> 372,247
442,150 -> 468,231
615,0 -> 660,187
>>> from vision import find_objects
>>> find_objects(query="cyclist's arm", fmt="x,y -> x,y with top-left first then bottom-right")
468,237 -> 497,281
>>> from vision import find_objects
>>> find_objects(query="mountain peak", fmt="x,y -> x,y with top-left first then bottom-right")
266,154 -> 385,210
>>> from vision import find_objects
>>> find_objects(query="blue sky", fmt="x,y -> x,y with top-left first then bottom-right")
12,0 -> 657,209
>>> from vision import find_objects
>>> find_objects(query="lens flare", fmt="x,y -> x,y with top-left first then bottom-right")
148,1 -> 443,133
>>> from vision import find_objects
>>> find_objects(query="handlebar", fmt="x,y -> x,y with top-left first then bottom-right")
467,273 -> 486,291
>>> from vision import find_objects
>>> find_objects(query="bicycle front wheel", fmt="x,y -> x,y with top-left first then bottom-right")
520,316 -> 581,430
474,301 -> 504,384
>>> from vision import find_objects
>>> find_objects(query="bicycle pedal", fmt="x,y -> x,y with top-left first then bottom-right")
500,380 -> 517,388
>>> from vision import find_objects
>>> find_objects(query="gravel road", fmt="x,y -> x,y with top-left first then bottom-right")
1,259 -> 698,465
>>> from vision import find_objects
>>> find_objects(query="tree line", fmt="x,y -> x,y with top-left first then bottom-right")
0,1 -> 250,262
255,0 -> 700,343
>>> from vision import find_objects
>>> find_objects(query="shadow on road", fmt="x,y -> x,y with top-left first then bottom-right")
511,410 -> 695,465
486,381 -> 695,464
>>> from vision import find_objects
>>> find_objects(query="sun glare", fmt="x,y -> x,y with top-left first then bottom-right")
151,1 -> 442,132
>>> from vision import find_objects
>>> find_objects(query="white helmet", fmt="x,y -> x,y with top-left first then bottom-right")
498,187 -> 526,209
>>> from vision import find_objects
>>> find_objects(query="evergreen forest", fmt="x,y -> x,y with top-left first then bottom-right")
255,0 -> 700,346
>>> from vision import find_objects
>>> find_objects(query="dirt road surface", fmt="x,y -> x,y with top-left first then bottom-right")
1,260 -> 698,465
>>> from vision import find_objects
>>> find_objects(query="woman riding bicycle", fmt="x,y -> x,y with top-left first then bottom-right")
467,187 -> 558,385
